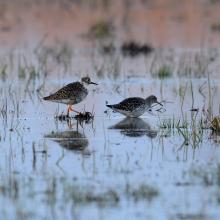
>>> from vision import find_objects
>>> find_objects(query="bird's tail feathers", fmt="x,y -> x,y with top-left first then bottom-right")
43,95 -> 52,100
106,104 -> 114,109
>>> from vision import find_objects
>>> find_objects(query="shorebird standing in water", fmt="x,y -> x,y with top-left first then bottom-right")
43,77 -> 98,117
106,95 -> 162,118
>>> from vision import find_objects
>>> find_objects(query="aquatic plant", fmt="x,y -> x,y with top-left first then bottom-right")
88,21 -> 114,39
211,117 -> 220,132
157,65 -> 172,79
126,184 -> 159,202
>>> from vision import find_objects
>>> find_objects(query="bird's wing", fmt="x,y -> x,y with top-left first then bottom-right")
47,82 -> 84,100
114,97 -> 145,111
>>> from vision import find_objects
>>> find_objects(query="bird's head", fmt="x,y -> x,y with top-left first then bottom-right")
146,95 -> 163,107
81,77 -> 98,85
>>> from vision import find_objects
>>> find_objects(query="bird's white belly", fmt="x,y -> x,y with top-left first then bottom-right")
50,99 -> 72,104
116,108 -> 145,118
59,99 -> 73,104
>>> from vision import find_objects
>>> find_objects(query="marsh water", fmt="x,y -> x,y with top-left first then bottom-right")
1,0 -> 220,219
0,51 -> 220,220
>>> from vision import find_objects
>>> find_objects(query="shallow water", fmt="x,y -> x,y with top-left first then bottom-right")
0,0 -> 220,218
0,75 -> 219,220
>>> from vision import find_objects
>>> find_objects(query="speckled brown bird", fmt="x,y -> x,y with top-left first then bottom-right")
43,77 -> 98,116
106,95 -> 162,118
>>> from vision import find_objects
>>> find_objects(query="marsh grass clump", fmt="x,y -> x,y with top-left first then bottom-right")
29,67 -> 40,80
108,55 -> 121,79
149,51 -> 174,78
91,52 -> 121,79
84,190 -> 120,206
126,184 -> 159,202
160,117 -> 188,130
34,41 -> 73,72
190,166 -> 216,186
149,49 -> 215,78
88,21 -> 114,39
175,213 -> 207,220
191,164 -> 220,187
100,43 -> 115,55
194,53 -> 209,77
54,42 -> 72,67
160,115 -> 204,148
157,65 -> 172,79
177,51 -> 210,77
210,117 -> 220,132
18,65 -> 26,79
64,185 -> 119,207
217,164 -> 220,185
0,62 -> 8,81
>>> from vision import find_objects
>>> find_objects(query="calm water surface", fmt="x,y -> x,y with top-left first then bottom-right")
0,77 -> 219,219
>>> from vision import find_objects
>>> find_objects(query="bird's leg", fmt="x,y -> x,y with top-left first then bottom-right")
67,118 -> 73,129
67,107 -> 70,117
69,105 -> 80,113
67,105 -> 80,117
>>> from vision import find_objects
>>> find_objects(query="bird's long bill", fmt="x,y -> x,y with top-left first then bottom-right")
90,81 -> 98,85
156,101 -> 163,106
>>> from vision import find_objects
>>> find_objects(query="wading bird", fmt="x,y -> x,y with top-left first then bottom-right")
43,77 -> 98,116
106,95 -> 162,118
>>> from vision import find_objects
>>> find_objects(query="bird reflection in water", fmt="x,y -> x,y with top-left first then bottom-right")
55,111 -> 94,129
44,130 -> 89,153
109,118 -> 157,138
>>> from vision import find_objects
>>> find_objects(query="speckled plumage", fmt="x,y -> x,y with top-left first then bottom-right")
106,95 -> 162,118
43,82 -> 88,105
43,77 -> 98,116
108,97 -> 146,111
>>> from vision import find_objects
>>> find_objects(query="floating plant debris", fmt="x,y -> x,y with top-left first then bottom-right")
74,111 -> 94,123
55,114 -> 71,121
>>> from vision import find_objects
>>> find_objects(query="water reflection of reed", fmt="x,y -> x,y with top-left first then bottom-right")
109,118 -> 157,138
45,130 -> 89,152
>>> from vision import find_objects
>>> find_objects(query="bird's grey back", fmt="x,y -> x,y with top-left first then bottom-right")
115,97 -> 146,111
